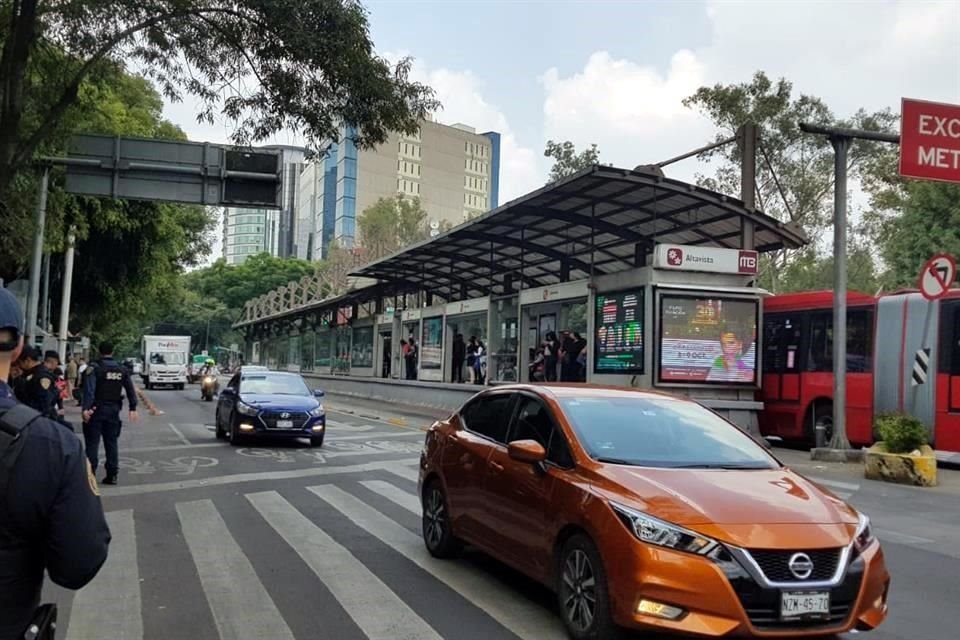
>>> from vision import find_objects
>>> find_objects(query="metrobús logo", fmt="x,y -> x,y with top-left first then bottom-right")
666,247 -> 683,266
737,251 -> 758,274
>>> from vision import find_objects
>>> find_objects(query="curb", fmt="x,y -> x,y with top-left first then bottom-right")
326,404 -> 429,432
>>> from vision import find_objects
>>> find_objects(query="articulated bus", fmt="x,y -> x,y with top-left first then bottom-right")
758,289 -> 960,453
758,291 -> 877,445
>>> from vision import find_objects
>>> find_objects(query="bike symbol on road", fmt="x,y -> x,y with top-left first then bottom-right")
236,448 -> 298,463
118,455 -> 219,475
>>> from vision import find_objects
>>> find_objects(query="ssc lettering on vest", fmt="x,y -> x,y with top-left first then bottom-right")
105,372 -> 123,381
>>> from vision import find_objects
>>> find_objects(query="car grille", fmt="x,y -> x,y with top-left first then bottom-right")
260,411 -> 309,429
748,548 -> 841,582
730,555 -> 863,631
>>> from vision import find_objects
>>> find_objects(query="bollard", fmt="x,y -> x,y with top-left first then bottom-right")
815,423 -> 826,449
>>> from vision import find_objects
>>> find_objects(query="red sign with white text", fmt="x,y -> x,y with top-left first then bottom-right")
899,98 -> 960,184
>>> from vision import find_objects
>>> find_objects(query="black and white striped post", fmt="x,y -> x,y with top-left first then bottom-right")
912,348 -> 931,386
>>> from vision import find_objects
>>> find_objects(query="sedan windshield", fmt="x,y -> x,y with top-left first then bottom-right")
559,396 -> 779,469
241,374 -> 311,396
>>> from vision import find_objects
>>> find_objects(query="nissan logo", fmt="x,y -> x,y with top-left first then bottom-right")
788,552 -> 814,580
280,412 -> 290,419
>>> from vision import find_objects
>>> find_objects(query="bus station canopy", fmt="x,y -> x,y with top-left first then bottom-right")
350,165 -> 808,299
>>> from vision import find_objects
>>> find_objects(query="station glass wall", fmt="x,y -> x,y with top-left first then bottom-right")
489,296 -> 519,382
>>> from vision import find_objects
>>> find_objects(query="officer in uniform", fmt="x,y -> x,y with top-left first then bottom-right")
14,346 -> 59,419
0,288 -> 111,639
82,342 -> 138,485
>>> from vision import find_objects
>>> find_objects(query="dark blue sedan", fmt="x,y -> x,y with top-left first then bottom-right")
215,368 -> 326,447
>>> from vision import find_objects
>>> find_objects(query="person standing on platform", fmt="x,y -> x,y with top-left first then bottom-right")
82,342 -> 139,485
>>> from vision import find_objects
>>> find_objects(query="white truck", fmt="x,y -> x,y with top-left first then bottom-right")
141,335 -> 191,390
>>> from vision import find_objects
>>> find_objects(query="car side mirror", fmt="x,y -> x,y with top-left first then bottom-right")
508,439 -> 547,464
313,389 -> 325,398
221,387 -> 235,397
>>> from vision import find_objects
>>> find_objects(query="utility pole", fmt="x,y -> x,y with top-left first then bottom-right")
58,226 -> 77,363
25,166 -> 50,346
799,123 -> 900,452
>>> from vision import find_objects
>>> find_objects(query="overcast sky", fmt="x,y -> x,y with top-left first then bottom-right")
159,0 -> 960,263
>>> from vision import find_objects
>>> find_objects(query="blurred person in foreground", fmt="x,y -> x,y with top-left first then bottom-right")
0,288 -> 111,639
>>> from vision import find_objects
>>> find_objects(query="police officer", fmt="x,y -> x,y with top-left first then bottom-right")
82,342 -> 138,485
0,288 -> 111,639
14,346 -> 59,419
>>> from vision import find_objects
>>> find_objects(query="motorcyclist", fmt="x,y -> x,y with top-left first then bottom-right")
199,360 -> 219,399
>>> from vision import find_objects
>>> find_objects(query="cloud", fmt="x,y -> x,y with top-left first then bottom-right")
540,0 -> 960,184
394,54 -> 541,203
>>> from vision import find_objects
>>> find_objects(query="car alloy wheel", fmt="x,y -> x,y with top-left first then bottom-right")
215,411 -> 225,439
557,534 -> 621,640
421,481 -> 460,558
562,549 -> 597,633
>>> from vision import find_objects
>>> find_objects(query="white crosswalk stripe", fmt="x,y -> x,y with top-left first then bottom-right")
177,499 -> 295,640
55,476 -> 565,640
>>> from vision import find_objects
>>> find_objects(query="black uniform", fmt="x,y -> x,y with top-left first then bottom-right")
82,357 -> 138,480
0,380 -> 111,639
15,364 -> 59,419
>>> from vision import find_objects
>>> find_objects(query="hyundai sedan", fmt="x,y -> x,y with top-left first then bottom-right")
215,369 -> 326,446
417,385 -> 889,639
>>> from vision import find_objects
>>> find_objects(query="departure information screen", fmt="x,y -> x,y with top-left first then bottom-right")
594,289 -> 644,374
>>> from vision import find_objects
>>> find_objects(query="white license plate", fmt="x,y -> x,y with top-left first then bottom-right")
276,420 -> 294,428
780,591 -> 830,620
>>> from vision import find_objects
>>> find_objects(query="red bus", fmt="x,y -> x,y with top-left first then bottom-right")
758,291 -> 877,445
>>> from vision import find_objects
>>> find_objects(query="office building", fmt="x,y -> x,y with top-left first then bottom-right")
222,145 -> 307,264
299,118 -> 501,260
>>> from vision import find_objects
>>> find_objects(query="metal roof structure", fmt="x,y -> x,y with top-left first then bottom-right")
350,165 -> 807,299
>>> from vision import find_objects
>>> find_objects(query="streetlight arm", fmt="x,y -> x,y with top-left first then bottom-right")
798,122 -> 900,144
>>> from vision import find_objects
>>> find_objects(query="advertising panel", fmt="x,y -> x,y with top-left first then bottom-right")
351,326 -> 374,368
658,294 -> 758,385
420,316 -> 444,379
594,289 -> 644,373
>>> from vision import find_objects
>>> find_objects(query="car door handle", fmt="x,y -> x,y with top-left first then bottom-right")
489,460 -> 504,472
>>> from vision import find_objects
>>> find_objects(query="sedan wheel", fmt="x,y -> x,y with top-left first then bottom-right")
421,481 -> 461,558
228,420 -> 243,446
215,410 -> 225,440
558,534 -> 621,640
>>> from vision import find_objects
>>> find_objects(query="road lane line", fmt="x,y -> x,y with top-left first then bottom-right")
328,431 -> 422,442
875,528 -> 935,545
247,491 -> 442,640
66,510 -> 142,640
124,442 -> 223,454
309,485 -> 566,640
176,499 -> 294,640
807,477 -> 861,492
167,422 -> 191,446
381,464 -> 420,483
360,479 -> 420,514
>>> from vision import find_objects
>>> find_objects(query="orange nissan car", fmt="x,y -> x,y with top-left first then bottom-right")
417,385 -> 889,639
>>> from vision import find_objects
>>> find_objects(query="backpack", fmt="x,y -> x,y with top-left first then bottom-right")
0,404 -> 43,498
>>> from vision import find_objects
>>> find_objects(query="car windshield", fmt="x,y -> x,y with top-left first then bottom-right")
559,395 -> 779,469
241,374 -> 311,396
150,351 -> 185,365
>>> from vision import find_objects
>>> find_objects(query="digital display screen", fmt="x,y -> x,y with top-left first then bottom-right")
594,289 -> 644,373
658,295 -> 758,385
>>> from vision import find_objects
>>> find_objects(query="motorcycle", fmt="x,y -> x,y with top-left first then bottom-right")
200,375 -> 219,401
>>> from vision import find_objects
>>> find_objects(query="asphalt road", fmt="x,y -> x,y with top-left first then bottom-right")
41,384 -> 958,640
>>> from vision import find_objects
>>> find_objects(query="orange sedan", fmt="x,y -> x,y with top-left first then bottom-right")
417,385 -> 889,639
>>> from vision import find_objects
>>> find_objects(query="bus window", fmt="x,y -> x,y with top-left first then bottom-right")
806,309 -> 872,373
807,313 -> 833,372
763,314 -> 802,373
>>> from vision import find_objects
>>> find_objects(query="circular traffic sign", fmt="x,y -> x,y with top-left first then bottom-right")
918,253 -> 957,300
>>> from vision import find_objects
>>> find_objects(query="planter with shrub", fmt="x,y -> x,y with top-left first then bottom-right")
864,414 -> 937,487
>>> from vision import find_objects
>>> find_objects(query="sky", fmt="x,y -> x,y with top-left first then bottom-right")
159,0 -> 960,262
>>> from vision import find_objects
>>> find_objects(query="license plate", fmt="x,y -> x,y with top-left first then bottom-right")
276,419 -> 294,428
780,591 -> 830,620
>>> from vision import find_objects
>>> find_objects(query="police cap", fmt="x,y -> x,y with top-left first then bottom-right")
0,288 -> 23,352
19,345 -> 43,362
44,350 -> 60,363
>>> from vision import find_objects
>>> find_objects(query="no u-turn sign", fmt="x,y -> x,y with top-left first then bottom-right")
918,253 -> 957,301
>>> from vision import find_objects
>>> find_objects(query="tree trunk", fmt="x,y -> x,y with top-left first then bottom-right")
0,0 -> 40,197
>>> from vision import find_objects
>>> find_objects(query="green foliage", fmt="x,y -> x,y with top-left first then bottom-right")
758,233 -> 879,294
874,414 -> 929,454
357,196 -> 430,260
183,254 -> 318,310
683,71 -> 897,292
544,140 -> 600,183
0,0 -> 439,197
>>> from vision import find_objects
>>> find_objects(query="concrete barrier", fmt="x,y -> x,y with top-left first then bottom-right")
302,374 -> 478,413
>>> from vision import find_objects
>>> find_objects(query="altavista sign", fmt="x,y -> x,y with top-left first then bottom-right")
653,244 -> 759,275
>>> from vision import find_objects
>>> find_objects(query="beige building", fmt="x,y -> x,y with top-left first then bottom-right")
298,118 -> 501,260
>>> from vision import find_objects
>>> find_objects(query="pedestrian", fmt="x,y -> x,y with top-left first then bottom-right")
75,356 -> 88,405
451,333 -> 465,383
82,341 -> 139,485
66,354 -> 78,399
14,346 -> 59,419
0,288 -> 111,639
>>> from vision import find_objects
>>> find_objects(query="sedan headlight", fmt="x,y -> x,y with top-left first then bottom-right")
237,401 -> 259,416
854,513 -> 876,553
309,404 -> 324,417
611,502 -> 717,555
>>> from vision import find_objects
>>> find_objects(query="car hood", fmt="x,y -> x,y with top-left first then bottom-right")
240,394 -> 319,411
595,466 -> 859,527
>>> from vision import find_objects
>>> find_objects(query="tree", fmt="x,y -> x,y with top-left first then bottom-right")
682,71 -> 897,291
544,140 -> 600,183
316,242 -> 365,296
0,0 -> 440,198
357,195 -> 429,260
183,253 -> 318,310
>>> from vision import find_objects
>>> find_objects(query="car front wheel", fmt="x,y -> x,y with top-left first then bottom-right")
421,480 -> 461,558
229,419 -> 243,446
557,534 -> 622,640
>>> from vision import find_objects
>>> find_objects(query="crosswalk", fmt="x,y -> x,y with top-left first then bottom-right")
49,464 -> 567,640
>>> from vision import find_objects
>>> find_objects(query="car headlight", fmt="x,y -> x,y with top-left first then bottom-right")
611,502 -> 717,555
237,401 -> 259,416
854,513 -> 876,553
309,404 -> 324,417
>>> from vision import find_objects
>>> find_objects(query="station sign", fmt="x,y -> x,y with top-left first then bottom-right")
899,98 -> 960,184
653,244 -> 758,276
